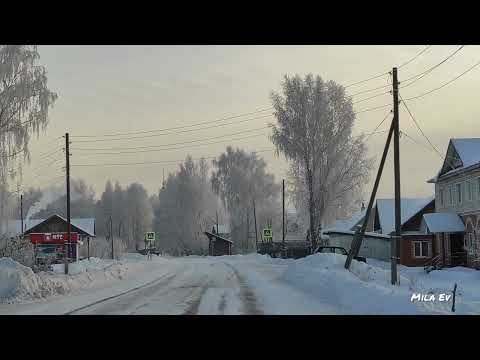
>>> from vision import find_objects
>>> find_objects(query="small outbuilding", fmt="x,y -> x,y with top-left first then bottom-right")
204,230 -> 233,256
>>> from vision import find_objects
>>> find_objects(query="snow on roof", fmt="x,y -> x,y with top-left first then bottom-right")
5,219 -> 44,235
452,138 -> 480,169
376,197 -> 434,235
334,209 -> 366,231
323,229 -> 391,239
214,224 -> 230,234
433,138 -> 480,180
423,213 -> 465,233
6,216 -> 95,237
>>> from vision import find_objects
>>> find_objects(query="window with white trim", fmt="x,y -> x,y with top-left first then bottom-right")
412,241 -> 430,258
449,185 -> 454,205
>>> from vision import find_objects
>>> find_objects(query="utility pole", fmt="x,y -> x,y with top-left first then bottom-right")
392,67 -> 401,285
65,132 -> 71,275
345,119 -> 394,269
110,215 -> 114,260
282,179 -> 285,256
216,210 -> 219,234
20,193 -> 23,236
253,199 -> 258,250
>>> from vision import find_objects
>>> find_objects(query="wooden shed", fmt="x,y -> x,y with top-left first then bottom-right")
204,231 -> 233,256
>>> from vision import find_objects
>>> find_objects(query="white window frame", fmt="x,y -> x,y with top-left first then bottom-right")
439,187 -> 444,207
412,240 -> 430,258
449,185 -> 454,205
467,181 -> 473,202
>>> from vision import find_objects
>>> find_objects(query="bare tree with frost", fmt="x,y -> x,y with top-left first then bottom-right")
0,45 -> 57,183
270,74 -> 372,248
211,147 -> 281,253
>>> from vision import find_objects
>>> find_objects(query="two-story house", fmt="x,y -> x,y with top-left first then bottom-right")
426,138 -> 480,268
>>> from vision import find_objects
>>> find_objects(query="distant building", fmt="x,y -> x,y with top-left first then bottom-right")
327,197 -> 435,266
212,224 -> 230,239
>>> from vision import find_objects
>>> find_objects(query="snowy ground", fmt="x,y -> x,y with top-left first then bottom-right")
1,252 -> 479,315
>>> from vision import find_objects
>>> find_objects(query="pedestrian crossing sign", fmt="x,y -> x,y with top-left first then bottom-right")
263,228 -> 272,240
145,232 -> 155,242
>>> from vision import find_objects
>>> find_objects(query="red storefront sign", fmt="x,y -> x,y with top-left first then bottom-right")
29,232 -> 78,244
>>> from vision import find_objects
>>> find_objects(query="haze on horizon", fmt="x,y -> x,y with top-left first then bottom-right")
20,45 -> 480,203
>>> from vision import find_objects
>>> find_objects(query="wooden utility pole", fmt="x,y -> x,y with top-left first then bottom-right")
392,67 -> 400,285
110,215 -> 114,259
20,194 -> 23,236
253,199 -> 258,250
282,179 -> 285,256
345,119 -> 394,269
216,210 -> 219,234
65,132 -> 71,275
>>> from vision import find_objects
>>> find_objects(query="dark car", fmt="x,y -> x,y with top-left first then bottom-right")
313,246 -> 367,263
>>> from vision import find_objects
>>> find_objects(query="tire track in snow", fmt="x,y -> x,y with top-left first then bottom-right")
223,262 -> 263,315
65,272 -> 178,315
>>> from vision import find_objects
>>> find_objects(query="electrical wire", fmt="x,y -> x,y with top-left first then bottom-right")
344,45 -> 432,90
71,108 -> 273,138
351,90 -> 391,105
398,45 -> 432,69
71,149 -> 275,167
71,126 -> 269,152
72,133 -> 268,156
403,59 -> 480,101
364,109 -> 393,141
400,45 -> 465,88
354,103 -> 391,115
398,92 -> 442,156
71,114 -> 273,143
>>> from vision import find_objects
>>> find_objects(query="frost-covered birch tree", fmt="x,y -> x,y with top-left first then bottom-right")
270,74 -> 372,248
153,156 -> 220,255
211,147 -> 281,253
0,45 -> 58,183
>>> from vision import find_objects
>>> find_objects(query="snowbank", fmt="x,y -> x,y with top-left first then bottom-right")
278,253 -> 424,314
0,254 -> 158,304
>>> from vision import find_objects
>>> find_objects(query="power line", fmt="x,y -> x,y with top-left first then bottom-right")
403,59 -> 480,101
398,45 -> 432,69
71,126 -> 269,152
400,45 -> 465,88
72,133 -> 268,157
364,109 -> 392,141
354,103 -> 391,115
344,72 -> 389,89
71,108 -> 273,138
398,92 -> 442,156
344,45 -> 432,90
71,148 -> 275,167
71,114 -> 273,143
351,90 -> 391,105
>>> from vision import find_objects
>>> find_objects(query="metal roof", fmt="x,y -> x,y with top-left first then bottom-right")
423,213 -> 465,233
6,215 -> 95,237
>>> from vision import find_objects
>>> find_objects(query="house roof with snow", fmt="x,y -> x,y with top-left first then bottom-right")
333,209 -> 366,231
6,214 -> 95,237
422,213 -> 465,233
376,197 -> 434,235
428,138 -> 480,183
213,224 -> 230,235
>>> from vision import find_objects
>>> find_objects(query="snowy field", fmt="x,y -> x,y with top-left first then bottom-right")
1,252 -> 479,315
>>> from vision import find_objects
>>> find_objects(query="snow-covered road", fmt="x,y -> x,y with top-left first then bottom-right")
1,253 -> 477,315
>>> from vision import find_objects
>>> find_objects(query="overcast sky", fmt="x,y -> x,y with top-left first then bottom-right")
19,45 -> 480,203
